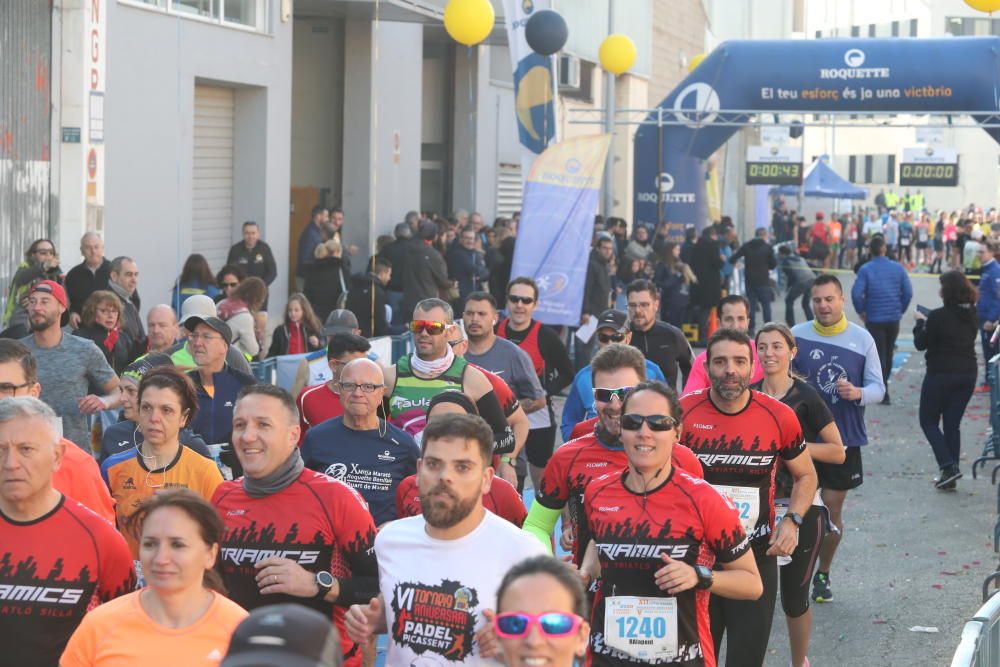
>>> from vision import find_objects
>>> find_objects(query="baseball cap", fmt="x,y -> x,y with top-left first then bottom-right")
121,352 -> 174,385
180,294 -> 217,324
322,309 -> 359,336
183,316 -> 233,345
221,604 -> 341,667
29,280 -> 68,309
595,309 -> 628,333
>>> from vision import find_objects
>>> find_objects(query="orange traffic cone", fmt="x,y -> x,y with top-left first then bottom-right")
706,308 -> 719,338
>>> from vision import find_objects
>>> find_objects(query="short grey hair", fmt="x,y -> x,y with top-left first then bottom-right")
0,397 -> 62,443
110,255 -> 135,274
414,298 -> 454,323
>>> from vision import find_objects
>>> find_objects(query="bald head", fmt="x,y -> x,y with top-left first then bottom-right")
340,357 -> 384,384
339,358 -> 385,424
147,304 -> 180,352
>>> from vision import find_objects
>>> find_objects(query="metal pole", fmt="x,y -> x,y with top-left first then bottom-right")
603,0 -> 615,219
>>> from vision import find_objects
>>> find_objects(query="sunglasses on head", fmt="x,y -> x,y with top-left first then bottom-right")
597,331 -> 626,344
620,413 -> 678,432
409,320 -> 449,335
508,295 -> 535,305
494,612 -> 583,638
593,386 -> 633,403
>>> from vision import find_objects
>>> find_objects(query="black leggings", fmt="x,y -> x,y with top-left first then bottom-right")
710,544 -> 777,667
780,505 -> 828,618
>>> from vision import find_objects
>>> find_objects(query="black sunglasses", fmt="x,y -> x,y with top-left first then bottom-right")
620,413 -> 678,432
597,332 -> 626,344
508,295 -> 535,305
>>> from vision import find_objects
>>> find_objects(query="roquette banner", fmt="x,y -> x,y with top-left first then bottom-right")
634,37 -> 1000,240
510,134 -> 612,326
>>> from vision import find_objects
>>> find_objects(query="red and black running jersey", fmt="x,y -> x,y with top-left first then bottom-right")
498,319 -> 544,377
584,469 -> 749,667
678,389 -> 805,544
0,496 -> 136,667
395,474 -> 527,527
212,469 -> 378,667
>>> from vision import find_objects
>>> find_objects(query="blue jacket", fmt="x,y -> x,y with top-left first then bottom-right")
445,245 -> 490,299
852,256 -> 912,324
296,223 -> 323,277
560,359 -> 666,441
187,365 -> 256,445
978,259 -> 1000,323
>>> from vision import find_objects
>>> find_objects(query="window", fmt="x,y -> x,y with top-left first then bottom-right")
910,19 -> 918,37
845,155 -> 894,184
944,16 -> 1000,36
118,0 -> 269,32
173,0 -> 215,18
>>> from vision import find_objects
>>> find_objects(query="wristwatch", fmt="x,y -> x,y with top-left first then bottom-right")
315,571 -> 335,599
783,512 -> 804,528
694,565 -> 714,590
500,456 -> 513,465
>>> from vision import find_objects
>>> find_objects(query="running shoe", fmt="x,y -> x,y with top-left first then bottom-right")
935,465 -> 962,490
812,571 -> 833,603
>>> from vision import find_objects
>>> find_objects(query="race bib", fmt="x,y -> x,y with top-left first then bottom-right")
711,484 -> 760,535
773,501 -> 792,567
604,596 -> 678,662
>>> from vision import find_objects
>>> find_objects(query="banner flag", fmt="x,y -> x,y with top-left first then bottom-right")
510,135 -> 612,326
502,0 -> 556,179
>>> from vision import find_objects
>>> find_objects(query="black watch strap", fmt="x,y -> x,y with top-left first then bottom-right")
784,511 -> 803,527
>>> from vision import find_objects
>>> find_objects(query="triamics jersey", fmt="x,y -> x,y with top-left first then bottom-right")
0,497 -> 136,667
212,470 -> 378,667
679,390 -> 805,544
584,469 -> 748,667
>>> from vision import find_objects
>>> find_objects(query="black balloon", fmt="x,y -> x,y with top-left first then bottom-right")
525,10 -> 568,56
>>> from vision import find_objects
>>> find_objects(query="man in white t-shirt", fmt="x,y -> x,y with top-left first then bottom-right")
345,413 -> 544,666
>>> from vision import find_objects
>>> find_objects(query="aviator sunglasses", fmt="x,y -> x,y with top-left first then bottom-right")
620,414 -> 678,432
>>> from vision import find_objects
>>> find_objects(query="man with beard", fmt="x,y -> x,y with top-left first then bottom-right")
792,274 -> 884,604
679,329 -> 817,667
682,295 -> 764,395
522,345 -> 702,562
385,298 -> 512,455
19,281 -> 119,448
345,414 -> 545,666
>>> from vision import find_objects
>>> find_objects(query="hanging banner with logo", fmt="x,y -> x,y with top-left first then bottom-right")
634,37 -> 1000,240
510,134 -> 612,326
502,0 -> 556,180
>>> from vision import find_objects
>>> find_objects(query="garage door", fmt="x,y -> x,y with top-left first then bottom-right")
192,85 -> 235,274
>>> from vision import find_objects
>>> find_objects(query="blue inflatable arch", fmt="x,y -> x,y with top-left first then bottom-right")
633,37 -> 1000,235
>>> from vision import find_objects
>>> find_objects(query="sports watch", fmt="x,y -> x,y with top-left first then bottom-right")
783,512 -> 804,528
315,571 -> 335,599
694,565 -> 714,590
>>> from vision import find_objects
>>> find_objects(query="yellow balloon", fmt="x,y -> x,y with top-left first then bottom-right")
444,0 -> 495,47
964,0 -> 1000,13
599,34 -> 637,75
688,52 -> 706,73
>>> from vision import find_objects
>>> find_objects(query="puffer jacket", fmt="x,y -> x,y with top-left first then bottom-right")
978,259 -> 1000,323
851,256 -> 913,324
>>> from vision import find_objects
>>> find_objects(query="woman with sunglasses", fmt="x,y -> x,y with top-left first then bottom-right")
580,380 -> 762,667
494,555 -> 590,667
101,367 -> 224,564
61,489 -> 247,667
752,323 -> 845,667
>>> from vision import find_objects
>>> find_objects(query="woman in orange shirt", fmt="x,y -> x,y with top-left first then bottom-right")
60,489 -> 247,667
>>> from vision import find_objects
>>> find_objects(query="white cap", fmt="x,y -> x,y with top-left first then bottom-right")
180,294 -> 217,324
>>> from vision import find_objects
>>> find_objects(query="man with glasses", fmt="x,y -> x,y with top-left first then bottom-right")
65,232 -> 111,329
19,281 -> 120,449
165,295 -> 254,376
625,279 -> 693,393
297,333 -> 372,443
385,298 -> 512,453
185,315 -> 256,477
679,328 -> 816,667
2,239 -> 63,338
302,358 -> 419,526
523,345 -> 702,561
497,278 -> 573,491
463,291 -> 544,487
561,309 -> 666,442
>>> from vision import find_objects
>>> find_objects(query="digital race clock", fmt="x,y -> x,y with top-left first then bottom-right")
898,162 -> 959,187
745,161 -> 804,186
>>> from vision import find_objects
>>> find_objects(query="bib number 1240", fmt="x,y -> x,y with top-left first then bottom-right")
615,615 -> 669,639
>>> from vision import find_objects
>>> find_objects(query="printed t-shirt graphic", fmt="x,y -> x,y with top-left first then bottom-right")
678,389 -> 805,543
584,469 -> 748,667
0,496 -> 136,667
375,512 -> 546,666
212,469 -> 378,667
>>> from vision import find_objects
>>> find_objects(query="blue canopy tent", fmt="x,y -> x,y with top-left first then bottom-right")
772,156 -> 867,200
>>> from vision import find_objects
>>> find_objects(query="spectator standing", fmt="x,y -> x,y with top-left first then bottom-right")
65,231 -> 110,328
227,221 -> 277,291
447,227 -> 490,307
730,227 -> 777,329
345,257 -> 393,337
976,241 -> 1000,390
579,234 -> 614,368
653,241 -> 695,327
489,225 -> 517,305
72,290 -> 134,374
401,220 -> 452,319
914,271 -> 979,490
2,238 -> 63,339
296,205 -> 328,291
215,264 -> 246,303
301,359 -> 420,526
145,304 -> 181,354
171,253 -> 220,313
778,245 -> 816,326
689,226 -> 725,344
218,276 -> 268,359
108,255 -> 146,349
378,221 -> 414,324
851,236 -> 913,404
267,293 -> 323,358
19,281 -> 119,448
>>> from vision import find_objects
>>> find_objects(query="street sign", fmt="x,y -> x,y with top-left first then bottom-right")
62,127 -> 81,143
